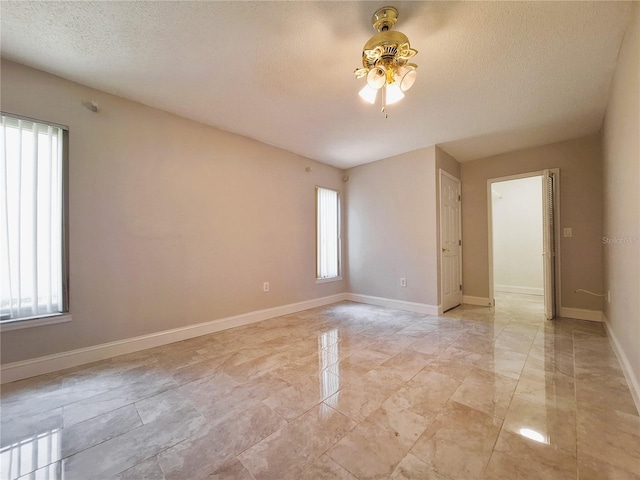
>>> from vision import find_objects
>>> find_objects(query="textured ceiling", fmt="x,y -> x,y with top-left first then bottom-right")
0,1 -> 633,168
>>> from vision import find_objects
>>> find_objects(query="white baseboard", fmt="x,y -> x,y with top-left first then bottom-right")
463,295 -> 492,306
494,285 -> 544,296
346,293 -> 439,316
558,307 -> 603,322
0,293 -> 348,384
602,313 -> 640,415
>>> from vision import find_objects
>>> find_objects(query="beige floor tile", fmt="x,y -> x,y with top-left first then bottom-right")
365,334 -> 418,357
298,455 -> 357,480
209,458 -> 255,480
157,401 -> 286,479
2,379 -> 113,422
377,349 -> 434,381
238,404 -> 356,480
450,369 -> 517,419
410,340 -> 450,357
435,346 -> 483,367
577,452 -> 640,480
321,356 -> 385,388
63,406 -> 204,479
170,353 -> 235,385
115,456 -> 165,480
513,371 -> 576,411
324,368 -> 406,422
327,403 -> 429,479
389,453 -> 450,480
61,404 -> 142,458
493,332 -> 534,355
575,368 -> 638,415
461,320 -> 504,338
383,369 -> 461,420
397,321 -> 441,338
411,401 -> 502,480
484,429 -> 577,480
475,347 -> 528,379
577,402 -> 640,474
62,375 -> 177,427
524,350 -> 575,378
501,397 -> 576,453
270,355 -> 328,383
2,294 -> 637,480
450,332 -> 496,354
263,372 -> 339,420
420,360 -> 477,382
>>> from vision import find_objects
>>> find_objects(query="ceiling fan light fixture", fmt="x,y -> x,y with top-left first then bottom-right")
366,66 -> 387,90
358,84 -> 379,104
398,64 -> 418,92
354,6 -> 418,116
385,83 -> 405,105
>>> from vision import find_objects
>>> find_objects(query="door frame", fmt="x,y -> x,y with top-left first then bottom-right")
439,169 -> 462,313
486,169 -> 561,311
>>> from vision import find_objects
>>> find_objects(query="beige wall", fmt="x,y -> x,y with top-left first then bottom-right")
436,147 -> 461,179
346,146 -> 438,306
461,135 -> 604,310
602,4 -> 640,389
346,145 -> 461,309
1,60 -> 345,364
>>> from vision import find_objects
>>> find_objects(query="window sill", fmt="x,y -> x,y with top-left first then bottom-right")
0,313 -> 72,332
316,276 -> 343,284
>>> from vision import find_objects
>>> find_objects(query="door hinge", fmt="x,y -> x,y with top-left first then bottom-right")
459,284 -> 463,291
458,195 -> 461,201
458,239 -> 462,246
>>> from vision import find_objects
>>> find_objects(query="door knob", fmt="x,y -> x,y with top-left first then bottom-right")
442,248 -> 450,253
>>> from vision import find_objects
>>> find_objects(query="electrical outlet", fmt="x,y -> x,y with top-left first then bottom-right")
263,282 -> 270,292
563,227 -> 572,237
607,290 -> 611,303
400,278 -> 407,287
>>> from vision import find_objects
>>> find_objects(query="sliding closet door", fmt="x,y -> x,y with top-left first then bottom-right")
542,169 -> 557,320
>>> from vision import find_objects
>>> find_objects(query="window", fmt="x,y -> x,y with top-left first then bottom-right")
316,186 -> 341,280
1,113 -> 69,323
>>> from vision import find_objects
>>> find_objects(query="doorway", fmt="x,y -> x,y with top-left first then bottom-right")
488,170 -> 560,319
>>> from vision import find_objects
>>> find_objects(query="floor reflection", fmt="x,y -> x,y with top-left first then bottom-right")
518,427 -> 549,444
318,329 -> 340,406
0,428 -> 61,479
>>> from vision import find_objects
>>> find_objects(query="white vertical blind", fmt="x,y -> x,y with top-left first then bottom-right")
316,186 -> 340,279
1,114 -> 64,320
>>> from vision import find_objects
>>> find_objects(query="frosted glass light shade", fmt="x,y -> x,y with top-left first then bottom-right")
358,85 -> 378,104
385,83 -> 405,105
398,65 -> 417,92
366,66 -> 387,90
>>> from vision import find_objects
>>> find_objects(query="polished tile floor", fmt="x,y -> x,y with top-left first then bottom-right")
1,294 -> 639,479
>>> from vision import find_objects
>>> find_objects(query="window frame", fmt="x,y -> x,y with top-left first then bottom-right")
0,112 -> 70,330
315,185 -> 342,283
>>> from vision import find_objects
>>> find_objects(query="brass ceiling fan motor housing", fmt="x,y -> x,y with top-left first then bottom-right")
356,7 -> 418,77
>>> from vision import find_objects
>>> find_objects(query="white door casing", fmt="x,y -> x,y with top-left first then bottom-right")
440,171 -> 462,312
486,169 -> 561,316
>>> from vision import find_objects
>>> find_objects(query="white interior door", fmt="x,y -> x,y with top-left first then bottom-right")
542,169 -> 557,320
440,171 -> 462,312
